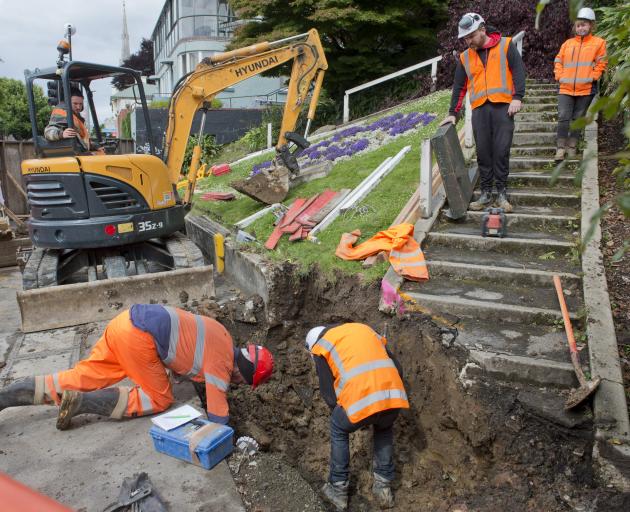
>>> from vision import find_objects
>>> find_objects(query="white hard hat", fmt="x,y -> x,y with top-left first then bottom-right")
305,326 -> 326,351
576,7 -> 596,21
458,12 -> 485,39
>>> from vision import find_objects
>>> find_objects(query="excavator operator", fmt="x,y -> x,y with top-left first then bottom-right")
44,87 -> 95,152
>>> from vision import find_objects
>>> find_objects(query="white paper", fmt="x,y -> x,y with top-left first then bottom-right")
151,404 -> 203,431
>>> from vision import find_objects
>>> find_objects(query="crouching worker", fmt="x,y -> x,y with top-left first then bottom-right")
0,304 -> 273,430
304,323 -> 409,511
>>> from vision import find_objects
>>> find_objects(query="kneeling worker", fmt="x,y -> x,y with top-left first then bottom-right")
0,304 -> 273,430
304,323 -> 409,510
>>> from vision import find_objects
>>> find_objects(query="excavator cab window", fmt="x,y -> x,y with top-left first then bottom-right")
24,62 -> 156,159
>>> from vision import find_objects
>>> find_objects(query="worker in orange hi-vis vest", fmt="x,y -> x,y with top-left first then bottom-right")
305,323 -> 409,511
440,12 -> 526,214
553,7 -> 607,161
0,305 -> 273,431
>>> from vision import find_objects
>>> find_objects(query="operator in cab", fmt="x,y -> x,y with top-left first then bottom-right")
44,87 -> 100,153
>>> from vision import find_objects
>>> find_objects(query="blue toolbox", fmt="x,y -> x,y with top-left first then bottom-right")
150,418 -> 234,470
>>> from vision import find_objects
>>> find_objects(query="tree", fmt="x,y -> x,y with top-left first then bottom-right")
112,39 -> 155,91
0,78 -> 51,140
227,0 -> 447,101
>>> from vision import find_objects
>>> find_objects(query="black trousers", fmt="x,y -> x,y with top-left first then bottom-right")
557,93 -> 594,140
472,101 -> 515,193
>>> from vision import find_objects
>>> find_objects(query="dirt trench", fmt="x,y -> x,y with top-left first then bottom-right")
196,265 -> 628,512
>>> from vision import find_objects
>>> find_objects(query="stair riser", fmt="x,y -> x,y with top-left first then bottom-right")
507,175 -> 575,187
510,159 -> 580,170
515,112 -> 558,122
453,212 -> 579,232
511,133 -> 557,145
515,122 -> 557,133
511,147 -> 557,157
472,190 -> 580,208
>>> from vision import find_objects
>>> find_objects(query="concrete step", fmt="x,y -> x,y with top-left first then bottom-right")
525,88 -> 558,96
515,121 -> 557,132
515,112 -> 558,122
508,172 -> 575,188
472,188 -> 580,208
511,132 -> 557,145
423,238 -> 581,275
521,104 -> 556,113
523,95 -> 557,103
510,156 -> 580,170
511,145 -> 557,157
462,210 -> 578,231
399,289 -> 577,326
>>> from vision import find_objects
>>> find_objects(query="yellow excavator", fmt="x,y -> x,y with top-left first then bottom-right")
19,29 -> 327,296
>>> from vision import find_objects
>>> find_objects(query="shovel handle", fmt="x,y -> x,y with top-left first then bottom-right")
553,275 -> 578,355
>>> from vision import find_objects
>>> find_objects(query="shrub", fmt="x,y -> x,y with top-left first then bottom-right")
181,134 -> 221,172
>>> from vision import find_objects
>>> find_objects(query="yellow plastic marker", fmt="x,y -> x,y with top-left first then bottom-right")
214,233 -> 225,273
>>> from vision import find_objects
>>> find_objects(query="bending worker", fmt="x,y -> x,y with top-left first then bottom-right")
553,6 -> 607,161
44,86 -> 95,152
441,12 -> 526,213
304,323 -> 409,511
0,304 -> 273,430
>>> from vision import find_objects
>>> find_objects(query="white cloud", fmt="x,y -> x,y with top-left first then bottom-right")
0,0 -> 160,124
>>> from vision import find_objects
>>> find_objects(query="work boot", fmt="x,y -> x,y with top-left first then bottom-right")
372,473 -> 394,509
56,388 -> 120,431
0,377 -> 36,412
566,138 -> 578,158
321,480 -> 349,511
496,191 -> 513,213
469,190 -> 492,211
554,138 -> 567,161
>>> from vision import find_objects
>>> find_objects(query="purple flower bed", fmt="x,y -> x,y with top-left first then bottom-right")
248,111 -> 436,176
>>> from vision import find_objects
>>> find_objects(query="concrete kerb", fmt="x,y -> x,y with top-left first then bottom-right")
581,121 -> 630,487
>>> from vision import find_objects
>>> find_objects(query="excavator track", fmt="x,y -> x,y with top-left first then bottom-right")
165,232 -> 205,268
22,248 -> 60,290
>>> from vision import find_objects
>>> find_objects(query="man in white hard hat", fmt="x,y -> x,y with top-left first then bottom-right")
441,13 -> 526,213
553,7 -> 607,160
304,323 -> 408,511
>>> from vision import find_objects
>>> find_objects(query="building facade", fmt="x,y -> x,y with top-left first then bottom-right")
151,0 -> 285,108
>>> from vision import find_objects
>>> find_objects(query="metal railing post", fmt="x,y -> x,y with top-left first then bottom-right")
431,61 -> 438,92
343,93 -> 350,125
419,139 -> 433,218
267,123 -> 273,149
464,93 -> 474,148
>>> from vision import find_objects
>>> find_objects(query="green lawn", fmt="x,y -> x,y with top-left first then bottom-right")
191,89 -> 452,281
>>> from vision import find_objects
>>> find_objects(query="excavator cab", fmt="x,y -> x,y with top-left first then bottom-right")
24,62 -> 156,158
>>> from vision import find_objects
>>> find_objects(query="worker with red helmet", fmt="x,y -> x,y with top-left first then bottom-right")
0,304 -> 273,430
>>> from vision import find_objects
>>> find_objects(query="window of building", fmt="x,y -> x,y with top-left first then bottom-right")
188,52 -> 199,71
180,53 -> 187,76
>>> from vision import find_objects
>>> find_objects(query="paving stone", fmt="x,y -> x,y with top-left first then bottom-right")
5,351 -> 73,381
17,327 -> 77,356
518,389 -> 592,429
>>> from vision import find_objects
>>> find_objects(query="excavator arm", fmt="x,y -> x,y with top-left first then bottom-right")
162,29 -> 328,204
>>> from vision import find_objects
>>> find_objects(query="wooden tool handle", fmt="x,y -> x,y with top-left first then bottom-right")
553,275 -> 577,355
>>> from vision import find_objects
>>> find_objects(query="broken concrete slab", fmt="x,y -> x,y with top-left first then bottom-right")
518,389 -> 592,429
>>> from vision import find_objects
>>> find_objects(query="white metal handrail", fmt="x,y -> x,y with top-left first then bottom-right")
342,56 -> 442,124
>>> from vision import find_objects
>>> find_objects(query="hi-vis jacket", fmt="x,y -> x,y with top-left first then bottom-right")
310,323 -> 409,423
460,36 -> 514,109
554,34 -> 607,96
44,106 -> 90,148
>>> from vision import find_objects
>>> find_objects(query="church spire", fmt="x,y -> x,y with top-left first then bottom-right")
120,0 -> 131,64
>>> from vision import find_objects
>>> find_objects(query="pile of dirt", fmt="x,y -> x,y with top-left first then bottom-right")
196,266 -> 628,511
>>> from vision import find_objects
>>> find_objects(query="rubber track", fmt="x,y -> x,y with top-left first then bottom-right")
164,233 -> 204,269
22,248 -> 59,290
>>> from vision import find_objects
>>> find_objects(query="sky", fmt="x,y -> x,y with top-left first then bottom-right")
0,0 -> 161,123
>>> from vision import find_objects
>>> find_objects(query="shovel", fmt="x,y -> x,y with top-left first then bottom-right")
553,275 -> 601,409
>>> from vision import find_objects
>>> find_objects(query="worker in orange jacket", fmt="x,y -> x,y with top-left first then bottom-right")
553,7 -> 607,160
441,13 -> 526,213
44,87 -> 93,151
305,323 -> 409,511
0,305 -> 273,430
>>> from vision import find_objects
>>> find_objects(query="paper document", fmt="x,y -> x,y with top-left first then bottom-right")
151,404 -> 203,431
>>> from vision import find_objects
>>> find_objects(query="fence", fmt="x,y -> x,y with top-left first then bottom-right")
0,139 -> 135,215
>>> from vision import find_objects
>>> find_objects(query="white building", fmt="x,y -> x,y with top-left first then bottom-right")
151,0 -> 286,108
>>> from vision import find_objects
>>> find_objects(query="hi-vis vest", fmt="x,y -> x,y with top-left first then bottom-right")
162,307 -> 234,420
50,107 -> 90,148
311,323 -> 409,423
554,34 -> 607,96
460,37 -> 514,109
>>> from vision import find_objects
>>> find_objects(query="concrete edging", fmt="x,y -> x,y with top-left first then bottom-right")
581,121 -> 630,487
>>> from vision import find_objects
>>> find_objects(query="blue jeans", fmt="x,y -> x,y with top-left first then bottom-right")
329,405 -> 399,483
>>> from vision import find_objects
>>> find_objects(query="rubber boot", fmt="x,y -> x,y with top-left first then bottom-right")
0,377 -> 36,412
566,138 -> 578,158
372,473 -> 394,509
497,191 -> 513,213
56,388 -> 120,431
554,138 -> 567,161
321,480 -> 349,511
469,190 -> 492,211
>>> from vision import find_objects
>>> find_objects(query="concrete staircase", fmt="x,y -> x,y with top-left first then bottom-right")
402,80 -> 588,389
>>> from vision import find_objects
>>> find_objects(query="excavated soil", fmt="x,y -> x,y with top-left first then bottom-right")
194,266 -> 629,511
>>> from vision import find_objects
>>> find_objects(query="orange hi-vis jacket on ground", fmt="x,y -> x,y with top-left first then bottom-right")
310,323 -> 409,423
554,34 -> 607,96
460,37 -> 514,109
335,223 -> 428,281
35,308 -> 234,422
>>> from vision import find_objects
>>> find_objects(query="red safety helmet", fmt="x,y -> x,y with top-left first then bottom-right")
247,344 -> 274,389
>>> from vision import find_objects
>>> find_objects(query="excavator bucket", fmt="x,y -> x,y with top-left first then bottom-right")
231,164 -> 291,204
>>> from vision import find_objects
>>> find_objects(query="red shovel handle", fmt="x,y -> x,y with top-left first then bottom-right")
553,275 -> 578,355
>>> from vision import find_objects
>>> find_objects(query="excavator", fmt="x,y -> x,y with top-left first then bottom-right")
16,28 -> 327,331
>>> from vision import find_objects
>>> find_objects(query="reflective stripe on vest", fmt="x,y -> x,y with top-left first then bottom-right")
204,372 -> 229,392
560,77 -> 593,83
187,314 -> 206,378
346,389 -> 408,418
164,306 -> 180,365
461,37 -> 513,108
138,388 -> 153,414
564,61 -> 597,68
